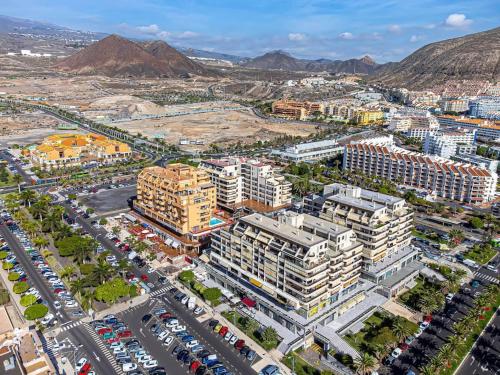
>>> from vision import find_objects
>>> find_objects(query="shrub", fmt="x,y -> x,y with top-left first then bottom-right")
179,270 -> 195,283
79,263 -> 96,275
8,272 -> 20,281
2,262 -> 13,270
95,278 -> 130,304
13,281 -> 29,294
129,285 -> 139,298
202,287 -> 222,302
20,294 -> 37,307
24,304 -> 48,320
0,289 -> 9,305
0,251 -> 8,260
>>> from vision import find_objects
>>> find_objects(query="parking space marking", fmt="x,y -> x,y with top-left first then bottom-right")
82,323 -> 125,374
60,320 -> 83,332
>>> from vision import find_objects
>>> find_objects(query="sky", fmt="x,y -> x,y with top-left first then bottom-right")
2,0 -> 499,62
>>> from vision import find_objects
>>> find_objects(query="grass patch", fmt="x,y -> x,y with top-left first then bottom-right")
222,310 -> 278,350
282,352 -> 327,375
427,263 -> 453,279
464,244 -> 496,265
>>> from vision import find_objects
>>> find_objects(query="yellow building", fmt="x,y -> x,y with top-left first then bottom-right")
271,100 -> 325,120
134,164 -> 217,235
25,133 -> 132,170
355,110 -> 384,125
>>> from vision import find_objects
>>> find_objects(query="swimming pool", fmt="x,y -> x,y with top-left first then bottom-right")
209,217 -> 224,227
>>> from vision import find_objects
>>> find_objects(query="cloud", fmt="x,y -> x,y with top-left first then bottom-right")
409,35 -> 424,43
388,24 -> 401,33
288,33 -> 307,41
338,32 -> 354,40
177,31 -> 199,39
136,24 -> 160,34
445,13 -> 472,28
156,31 -> 172,39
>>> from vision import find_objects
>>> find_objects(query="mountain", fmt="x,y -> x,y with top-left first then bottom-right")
242,50 -> 382,74
371,27 -> 500,89
56,35 -> 210,78
176,47 -> 244,63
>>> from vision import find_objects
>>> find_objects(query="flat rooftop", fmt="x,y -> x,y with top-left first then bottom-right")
327,194 -> 386,212
299,213 -> 351,236
241,213 -> 326,247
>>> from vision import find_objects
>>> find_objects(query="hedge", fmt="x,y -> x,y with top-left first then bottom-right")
24,304 -> 48,320
20,294 -> 37,307
0,289 -> 9,305
13,281 -> 29,294
8,272 -> 20,281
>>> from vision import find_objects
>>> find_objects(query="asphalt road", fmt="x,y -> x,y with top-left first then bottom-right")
379,264 -> 498,375
456,311 -> 500,375
79,185 -> 136,214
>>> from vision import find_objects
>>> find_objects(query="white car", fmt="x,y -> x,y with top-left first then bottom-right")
143,360 -> 158,369
109,342 -> 124,350
75,358 -> 88,372
229,335 -> 238,345
419,321 -> 430,330
186,340 -> 199,349
194,307 -> 204,315
391,348 -> 402,358
165,320 -> 179,328
181,296 -> 189,304
224,332 -> 233,341
65,300 -> 78,308
122,363 -> 138,372
137,355 -> 153,364
113,347 -> 127,355
414,328 -> 423,338
487,264 -> 497,271
171,325 -> 186,333
446,293 -> 454,302
54,301 -> 62,310
163,336 -> 173,346
158,331 -> 169,341
41,314 -> 55,325
147,267 -> 155,274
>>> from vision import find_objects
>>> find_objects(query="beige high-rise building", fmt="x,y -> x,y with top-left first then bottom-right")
134,164 -> 216,235
319,184 -> 413,265
210,212 -> 363,318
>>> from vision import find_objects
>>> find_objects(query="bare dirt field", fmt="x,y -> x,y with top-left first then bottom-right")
112,108 -> 318,150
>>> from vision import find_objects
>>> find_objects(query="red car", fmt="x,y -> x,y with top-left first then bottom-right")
106,337 -> 120,344
118,330 -> 132,338
53,288 -> 64,294
399,343 -> 409,351
423,315 -> 433,323
97,327 -> 112,335
190,360 -> 201,372
219,326 -> 228,337
140,274 -> 149,282
159,312 -> 172,319
234,339 -> 245,350
78,363 -> 92,375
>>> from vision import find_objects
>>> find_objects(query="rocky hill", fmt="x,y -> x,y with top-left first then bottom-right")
371,27 -> 500,89
55,35 -> 211,78
142,40 -> 211,77
242,50 -> 381,74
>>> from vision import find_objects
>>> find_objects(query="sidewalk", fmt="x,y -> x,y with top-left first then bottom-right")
0,263 -> 28,327
83,293 -> 150,322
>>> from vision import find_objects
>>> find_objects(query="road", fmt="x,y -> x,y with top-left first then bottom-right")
0,222 -> 117,375
456,310 -> 500,375
379,264 -> 498,375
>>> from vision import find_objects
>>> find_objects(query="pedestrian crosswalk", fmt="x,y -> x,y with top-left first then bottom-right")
60,320 -> 84,332
474,272 -> 499,284
83,323 -> 124,374
150,286 -> 172,297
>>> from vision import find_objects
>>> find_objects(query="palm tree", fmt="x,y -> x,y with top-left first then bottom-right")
447,335 -> 464,351
33,236 -> 48,249
59,265 -> 76,281
12,173 -> 23,193
54,224 -> 73,241
42,211 -> 61,233
392,317 -> 412,342
419,365 -> 437,375
429,354 -> 443,373
20,189 -> 36,207
23,220 -> 39,237
81,290 -> 95,312
438,344 -> 455,367
4,193 -> 20,212
417,293 -> 438,315
354,352 -> 376,375
51,205 -> 66,221
30,201 -> 48,221
92,260 -> 115,284
117,258 -> 131,278
70,278 -> 86,300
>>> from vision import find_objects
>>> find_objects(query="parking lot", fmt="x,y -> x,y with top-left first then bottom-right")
79,184 -> 136,214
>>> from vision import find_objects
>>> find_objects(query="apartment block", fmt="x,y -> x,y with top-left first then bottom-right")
210,212 -> 363,319
24,133 -> 131,170
270,139 -> 343,162
437,115 -> 500,140
271,100 -> 325,121
439,97 -> 469,113
319,184 -> 413,265
355,110 -> 384,125
199,158 -> 292,211
343,141 -> 497,204
134,164 -> 216,236
423,128 -> 477,158
388,115 -> 440,140
469,96 -> 500,120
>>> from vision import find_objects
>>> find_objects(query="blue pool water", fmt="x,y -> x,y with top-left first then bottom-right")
209,217 -> 224,227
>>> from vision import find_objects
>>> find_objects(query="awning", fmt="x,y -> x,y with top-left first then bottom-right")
165,238 -> 173,246
249,278 -> 262,288
241,297 -> 256,308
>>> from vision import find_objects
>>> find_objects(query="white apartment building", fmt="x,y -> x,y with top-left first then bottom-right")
209,212 -> 363,322
319,184 -> 413,265
199,158 -> 292,211
388,114 -> 440,135
469,96 -> 500,120
423,128 -> 477,158
439,98 -> 469,113
271,139 -> 343,162
453,154 -> 499,174
437,115 -> 500,141
343,141 -> 498,204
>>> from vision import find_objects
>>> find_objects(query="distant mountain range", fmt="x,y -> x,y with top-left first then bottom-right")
1,15 -> 499,88
242,50 -> 382,74
56,35 -> 212,78
371,27 -> 500,89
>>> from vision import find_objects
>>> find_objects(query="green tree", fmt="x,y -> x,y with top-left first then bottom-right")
20,189 -> 37,207
12,173 -> 23,193
392,317 -> 413,341
7,272 -> 20,281
33,236 -> 49,249
241,316 -> 259,333
70,278 -> 87,300
20,294 -> 37,307
13,281 -> 29,294
94,278 -> 130,304
469,217 -> 484,230
59,265 -> 76,281
179,270 -> 195,283
354,352 -> 376,375
202,287 -> 222,304
24,304 -> 48,320
261,327 -> 278,345
92,259 -> 115,284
